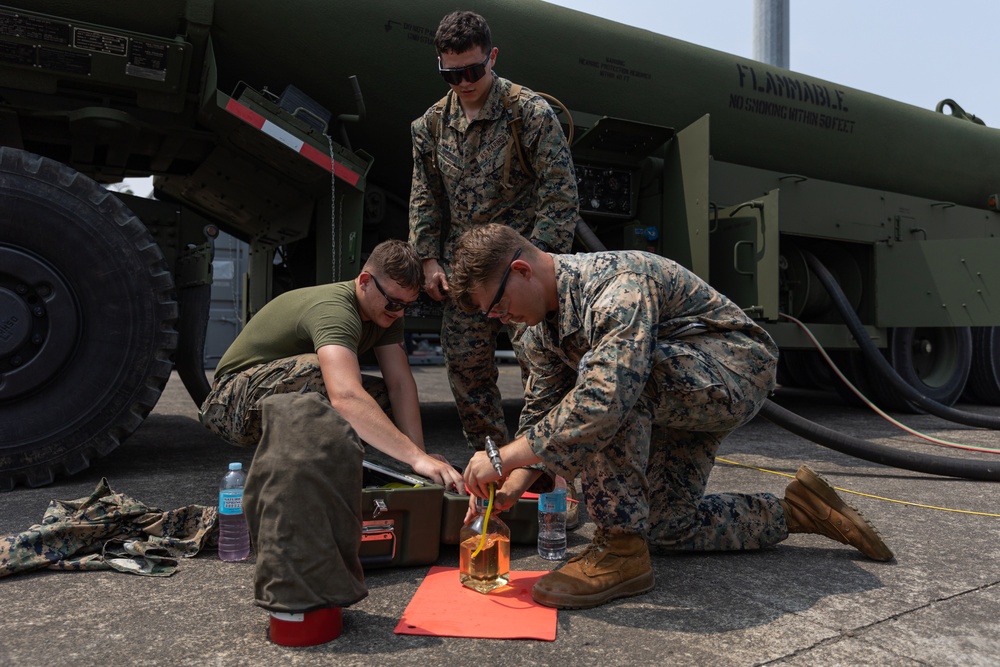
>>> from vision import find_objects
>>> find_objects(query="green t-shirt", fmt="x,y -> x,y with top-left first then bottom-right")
214,281 -> 404,377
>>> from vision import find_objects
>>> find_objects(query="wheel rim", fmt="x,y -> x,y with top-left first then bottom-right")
0,245 -> 79,400
909,328 -> 961,388
888,326 -> 972,406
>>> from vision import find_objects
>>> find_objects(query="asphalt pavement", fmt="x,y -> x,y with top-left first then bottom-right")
2,366 -> 999,666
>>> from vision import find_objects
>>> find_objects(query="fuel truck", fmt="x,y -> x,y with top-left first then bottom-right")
2,0 -> 999,489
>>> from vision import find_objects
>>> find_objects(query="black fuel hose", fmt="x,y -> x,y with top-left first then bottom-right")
759,400 -> 1000,480
802,249 -> 1000,430
575,220 -> 604,252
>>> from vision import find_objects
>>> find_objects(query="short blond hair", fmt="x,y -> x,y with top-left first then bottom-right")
450,224 -> 532,313
363,239 -> 422,290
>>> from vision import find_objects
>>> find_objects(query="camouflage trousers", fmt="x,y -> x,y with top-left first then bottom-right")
199,353 -> 389,447
440,298 -> 526,450
580,343 -> 785,551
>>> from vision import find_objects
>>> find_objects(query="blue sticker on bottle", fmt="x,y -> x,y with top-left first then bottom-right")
219,490 -> 244,515
539,492 -> 567,513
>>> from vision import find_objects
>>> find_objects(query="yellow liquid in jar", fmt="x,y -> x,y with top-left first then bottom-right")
459,533 -> 510,593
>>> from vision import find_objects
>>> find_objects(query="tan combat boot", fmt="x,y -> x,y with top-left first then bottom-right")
532,530 -> 655,609
781,466 -> 894,562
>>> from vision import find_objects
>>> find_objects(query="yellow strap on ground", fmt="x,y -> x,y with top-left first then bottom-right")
716,457 -> 1000,518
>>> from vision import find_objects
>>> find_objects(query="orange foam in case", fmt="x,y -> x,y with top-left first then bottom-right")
394,566 -> 557,641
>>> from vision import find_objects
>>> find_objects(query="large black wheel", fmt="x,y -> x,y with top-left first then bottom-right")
963,327 -> 1000,405
881,326 -> 972,409
0,148 -> 177,489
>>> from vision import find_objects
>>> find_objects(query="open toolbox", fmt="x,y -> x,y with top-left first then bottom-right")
359,461 -> 443,569
359,460 -> 548,569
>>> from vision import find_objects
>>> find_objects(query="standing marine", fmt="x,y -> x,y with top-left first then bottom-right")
408,9 -> 580,451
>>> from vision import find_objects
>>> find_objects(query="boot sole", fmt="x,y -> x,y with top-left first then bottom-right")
796,466 -> 894,562
532,569 -> 655,610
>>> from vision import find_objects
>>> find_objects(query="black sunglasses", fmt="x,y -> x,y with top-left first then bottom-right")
438,53 -> 491,86
369,273 -> 412,312
481,248 -> 522,316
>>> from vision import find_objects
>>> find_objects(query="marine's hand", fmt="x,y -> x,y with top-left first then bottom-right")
412,454 -> 465,493
421,259 -> 450,302
462,473 -> 531,522
463,450 -> 501,499
493,468 -> 537,510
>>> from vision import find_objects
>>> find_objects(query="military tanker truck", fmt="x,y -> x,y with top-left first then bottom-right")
2,0 -> 999,489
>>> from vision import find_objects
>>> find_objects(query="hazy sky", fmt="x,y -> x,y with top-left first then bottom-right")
542,0 -> 998,123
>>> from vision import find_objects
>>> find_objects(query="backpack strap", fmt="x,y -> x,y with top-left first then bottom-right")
427,92 -> 451,175
501,85 -> 576,188
500,84 -> 533,188
537,92 -> 575,146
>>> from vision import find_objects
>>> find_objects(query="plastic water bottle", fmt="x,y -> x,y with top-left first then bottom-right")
537,475 -> 567,560
218,462 -> 251,561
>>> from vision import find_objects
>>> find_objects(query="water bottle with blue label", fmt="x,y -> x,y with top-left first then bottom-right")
218,462 -> 251,561
537,475 -> 567,560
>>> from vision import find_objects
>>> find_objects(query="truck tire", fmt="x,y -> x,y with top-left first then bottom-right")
963,326 -> 1000,405
0,148 -> 177,490
885,326 -> 972,408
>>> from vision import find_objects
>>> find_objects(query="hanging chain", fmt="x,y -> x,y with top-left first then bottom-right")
325,133 -> 338,282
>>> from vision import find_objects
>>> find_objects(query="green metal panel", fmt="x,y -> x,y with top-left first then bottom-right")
875,239 -> 1000,327
708,160 -> 1000,244
246,242 -> 274,318
663,114 -> 710,278
764,321 -> 884,350
709,190 -> 781,320
314,184 -> 366,284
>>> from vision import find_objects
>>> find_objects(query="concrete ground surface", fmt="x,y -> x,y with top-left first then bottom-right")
2,365 -> 1000,667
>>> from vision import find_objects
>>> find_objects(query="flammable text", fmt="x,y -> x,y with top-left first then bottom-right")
736,63 -> 849,112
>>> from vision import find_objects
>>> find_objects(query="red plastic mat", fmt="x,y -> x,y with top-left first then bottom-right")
394,566 -> 556,640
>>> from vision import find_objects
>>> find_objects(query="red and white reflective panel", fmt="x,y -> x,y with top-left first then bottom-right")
225,98 -> 360,187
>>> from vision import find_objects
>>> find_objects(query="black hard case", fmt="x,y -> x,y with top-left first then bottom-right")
359,461 -> 443,569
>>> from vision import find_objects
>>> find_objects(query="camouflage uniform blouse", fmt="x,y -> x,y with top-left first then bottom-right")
408,75 -> 578,260
517,251 -> 778,479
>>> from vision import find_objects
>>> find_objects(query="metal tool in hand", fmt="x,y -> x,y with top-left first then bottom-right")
485,436 -> 503,477
469,437 -> 504,559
